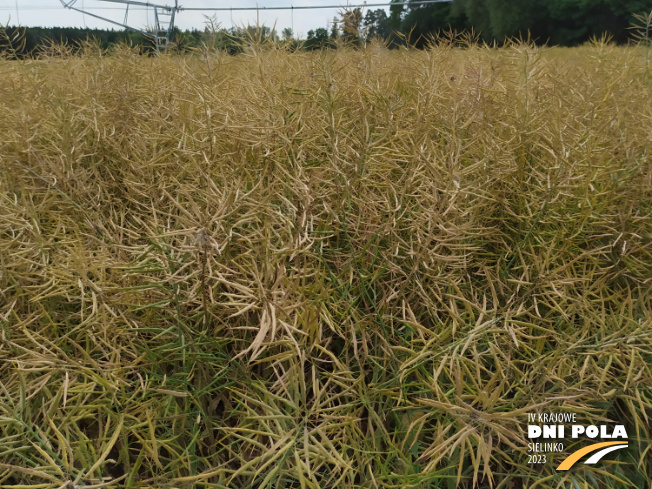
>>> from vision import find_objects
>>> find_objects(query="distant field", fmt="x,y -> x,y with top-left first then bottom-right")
0,43 -> 650,488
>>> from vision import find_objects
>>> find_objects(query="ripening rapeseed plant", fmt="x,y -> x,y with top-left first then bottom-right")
0,38 -> 650,488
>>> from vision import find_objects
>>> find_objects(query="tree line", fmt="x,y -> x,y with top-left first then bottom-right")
1,0 -> 651,57
388,0 -> 652,46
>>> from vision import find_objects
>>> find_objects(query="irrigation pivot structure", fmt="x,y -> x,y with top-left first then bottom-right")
58,0 -> 453,52
59,0 -> 179,52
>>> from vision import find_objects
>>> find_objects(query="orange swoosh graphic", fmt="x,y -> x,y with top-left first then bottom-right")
557,441 -> 627,471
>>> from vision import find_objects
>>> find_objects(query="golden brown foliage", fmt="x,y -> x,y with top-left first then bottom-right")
0,41 -> 651,488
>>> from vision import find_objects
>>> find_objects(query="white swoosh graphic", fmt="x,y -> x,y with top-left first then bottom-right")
584,444 -> 628,464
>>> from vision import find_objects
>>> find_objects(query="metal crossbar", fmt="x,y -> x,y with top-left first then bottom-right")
59,0 -> 453,52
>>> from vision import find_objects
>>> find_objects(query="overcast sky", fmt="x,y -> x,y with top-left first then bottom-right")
1,1 -> 391,38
